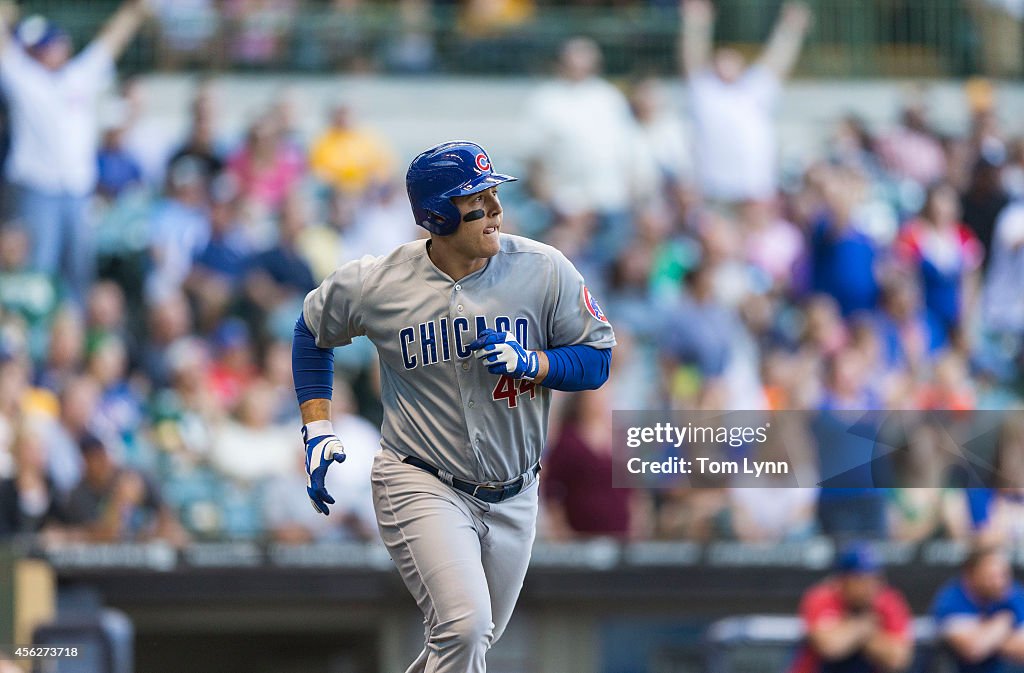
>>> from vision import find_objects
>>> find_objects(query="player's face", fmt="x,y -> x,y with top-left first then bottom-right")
448,187 -> 504,259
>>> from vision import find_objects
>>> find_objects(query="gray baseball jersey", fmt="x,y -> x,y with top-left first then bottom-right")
302,233 -> 615,483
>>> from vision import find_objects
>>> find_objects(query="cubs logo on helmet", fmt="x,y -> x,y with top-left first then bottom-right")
582,286 -> 607,322
475,153 -> 490,172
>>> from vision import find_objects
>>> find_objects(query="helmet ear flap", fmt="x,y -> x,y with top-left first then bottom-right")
421,197 -> 462,236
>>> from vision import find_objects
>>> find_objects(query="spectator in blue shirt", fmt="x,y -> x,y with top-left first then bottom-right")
809,168 -> 880,317
96,126 -> 142,199
933,545 -> 1024,673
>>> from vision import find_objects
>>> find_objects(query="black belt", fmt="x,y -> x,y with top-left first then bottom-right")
402,455 -> 538,504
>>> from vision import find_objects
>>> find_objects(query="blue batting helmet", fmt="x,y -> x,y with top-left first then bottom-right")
405,141 -> 517,236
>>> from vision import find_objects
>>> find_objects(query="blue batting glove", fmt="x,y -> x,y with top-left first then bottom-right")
467,329 -> 540,380
302,420 -> 346,515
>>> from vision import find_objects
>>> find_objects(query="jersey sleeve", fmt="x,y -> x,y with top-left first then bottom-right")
547,250 -> 616,350
302,255 -> 376,348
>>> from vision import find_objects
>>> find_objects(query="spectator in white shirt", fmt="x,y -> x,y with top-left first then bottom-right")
629,77 -> 693,211
678,0 -> 810,206
521,37 -> 642,276
980,201 -> 1024,376
0,1 -> 149,304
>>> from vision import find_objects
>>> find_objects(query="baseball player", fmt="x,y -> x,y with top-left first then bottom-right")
292,140 -> 615,672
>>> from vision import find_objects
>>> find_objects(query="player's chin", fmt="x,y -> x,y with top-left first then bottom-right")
479,224 -> 501,255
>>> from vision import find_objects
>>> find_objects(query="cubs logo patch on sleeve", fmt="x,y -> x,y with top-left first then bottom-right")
582,286 -> 608,322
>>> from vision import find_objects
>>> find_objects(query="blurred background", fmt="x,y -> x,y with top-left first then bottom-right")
0,0 -> 1023,671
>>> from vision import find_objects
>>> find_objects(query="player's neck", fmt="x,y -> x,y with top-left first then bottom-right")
426,240 -> 488,281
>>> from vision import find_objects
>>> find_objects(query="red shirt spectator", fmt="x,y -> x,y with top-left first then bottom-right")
790,544 -> 913,673
542,388 -> 632,539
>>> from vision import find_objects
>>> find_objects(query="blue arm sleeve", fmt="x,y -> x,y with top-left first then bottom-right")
292,313 -> 335,404
540,345 -> 611,392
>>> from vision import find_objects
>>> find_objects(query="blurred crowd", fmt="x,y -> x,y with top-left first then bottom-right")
0,0 -> 1023,550
84,0 -> 1024,78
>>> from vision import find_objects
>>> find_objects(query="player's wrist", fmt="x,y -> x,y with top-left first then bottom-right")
302,419 -> 336,442
531,350 -> 548,384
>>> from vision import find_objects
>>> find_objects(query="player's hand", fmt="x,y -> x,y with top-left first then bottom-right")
467,329 -> 540,380
302,421 -> 346,515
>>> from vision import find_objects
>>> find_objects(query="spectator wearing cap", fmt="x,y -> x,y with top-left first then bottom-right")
789,543 -> 913,673
933,545 -> 1024,673
206,317 -> 258,414
63,432 -> 188,545
0,1 -> 150,304
678,0 -> 811,205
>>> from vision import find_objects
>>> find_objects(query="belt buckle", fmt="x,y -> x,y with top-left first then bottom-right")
472,481 -> 501,498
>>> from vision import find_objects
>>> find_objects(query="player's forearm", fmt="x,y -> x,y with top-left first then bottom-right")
538,345 -> 611,391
